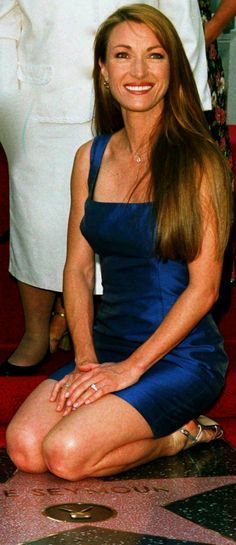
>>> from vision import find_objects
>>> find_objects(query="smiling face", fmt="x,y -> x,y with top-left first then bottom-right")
99,21 -> 170,119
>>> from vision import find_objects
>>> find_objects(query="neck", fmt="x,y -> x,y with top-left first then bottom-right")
122,126 -> 151,165
121,109 -> 161,159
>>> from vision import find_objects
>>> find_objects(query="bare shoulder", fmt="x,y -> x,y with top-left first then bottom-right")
73,139 -> 93,175
71,139 -> 93,198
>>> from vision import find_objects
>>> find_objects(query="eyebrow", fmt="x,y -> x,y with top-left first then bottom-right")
111,44 -> 164,51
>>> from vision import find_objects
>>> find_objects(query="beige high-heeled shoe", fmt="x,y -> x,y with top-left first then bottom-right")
179,415 -> 223,449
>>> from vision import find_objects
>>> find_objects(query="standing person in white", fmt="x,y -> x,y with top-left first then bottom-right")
0,1 -> 211,374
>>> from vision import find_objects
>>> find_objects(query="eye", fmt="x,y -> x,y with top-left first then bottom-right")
149,52 -> 165,59
115,51 -> 129,59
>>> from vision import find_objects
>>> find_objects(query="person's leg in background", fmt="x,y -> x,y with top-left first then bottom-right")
0,281 -> 55,375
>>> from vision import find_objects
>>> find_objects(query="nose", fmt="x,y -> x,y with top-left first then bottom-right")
130,56 -> 147,78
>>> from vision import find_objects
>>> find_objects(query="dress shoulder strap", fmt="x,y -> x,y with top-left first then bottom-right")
88,134 -> 112,195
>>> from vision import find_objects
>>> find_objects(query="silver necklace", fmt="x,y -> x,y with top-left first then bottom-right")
133,144 -> 149,164
134,153 -> 142,164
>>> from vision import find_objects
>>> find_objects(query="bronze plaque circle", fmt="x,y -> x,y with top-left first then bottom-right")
43,502 -> 117,523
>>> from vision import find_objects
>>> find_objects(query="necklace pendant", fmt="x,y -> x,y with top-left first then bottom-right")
135,154 -> 142,164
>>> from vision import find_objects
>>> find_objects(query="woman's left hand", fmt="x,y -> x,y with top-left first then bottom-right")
50,361 -> 140,416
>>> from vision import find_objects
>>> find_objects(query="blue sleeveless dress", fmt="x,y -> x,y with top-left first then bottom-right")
52,134 -> 228,438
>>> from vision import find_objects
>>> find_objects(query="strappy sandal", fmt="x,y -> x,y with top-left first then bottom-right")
179,415 -> 223,450
49,310 -> 71,354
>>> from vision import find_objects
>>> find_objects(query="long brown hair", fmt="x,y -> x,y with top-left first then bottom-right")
93,3 -> 233,261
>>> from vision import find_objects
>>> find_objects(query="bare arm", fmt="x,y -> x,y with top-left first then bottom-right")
204,0 -> 236,47
63,141 -> 98,367
128,227 -> 222,374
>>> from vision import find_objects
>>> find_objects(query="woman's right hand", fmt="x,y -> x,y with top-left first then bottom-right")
49,361 -> 100,415
49,359 -> 140,416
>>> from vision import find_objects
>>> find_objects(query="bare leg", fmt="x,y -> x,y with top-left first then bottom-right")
6,388 -> 178,477
7,382 -> 221,480
8,281 -> 55,366
6,379 -> 63,472
43,398 -> 220,480
6,384 -> 222,480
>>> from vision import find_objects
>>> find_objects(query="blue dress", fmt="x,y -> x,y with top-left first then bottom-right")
52,134 -> 228,438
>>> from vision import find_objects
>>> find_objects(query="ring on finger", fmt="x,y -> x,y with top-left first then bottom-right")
90,383 -> 98,392
64,383 -> 70,388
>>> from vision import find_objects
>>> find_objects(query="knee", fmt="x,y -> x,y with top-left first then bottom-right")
43,434 -> 91,481
6,421 -> 46,473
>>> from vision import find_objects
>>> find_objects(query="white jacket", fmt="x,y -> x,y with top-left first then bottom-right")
0,0 -> 211,123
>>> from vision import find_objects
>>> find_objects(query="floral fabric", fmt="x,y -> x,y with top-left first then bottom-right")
199,0 -> 235,280
198,0 -> 232,165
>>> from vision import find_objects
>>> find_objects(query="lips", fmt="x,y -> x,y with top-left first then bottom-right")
124,83 -> 153,92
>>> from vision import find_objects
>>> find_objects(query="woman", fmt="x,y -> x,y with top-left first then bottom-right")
0,0 -> 211,375
6,4 -> 232,481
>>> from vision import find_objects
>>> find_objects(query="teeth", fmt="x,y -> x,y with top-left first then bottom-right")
126,85 -> 152,91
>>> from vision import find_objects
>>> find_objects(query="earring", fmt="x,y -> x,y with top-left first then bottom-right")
103,79 -> 110,89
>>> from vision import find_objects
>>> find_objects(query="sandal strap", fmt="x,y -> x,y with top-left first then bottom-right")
180,423 -> 202,445
180,419 -> 223,447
